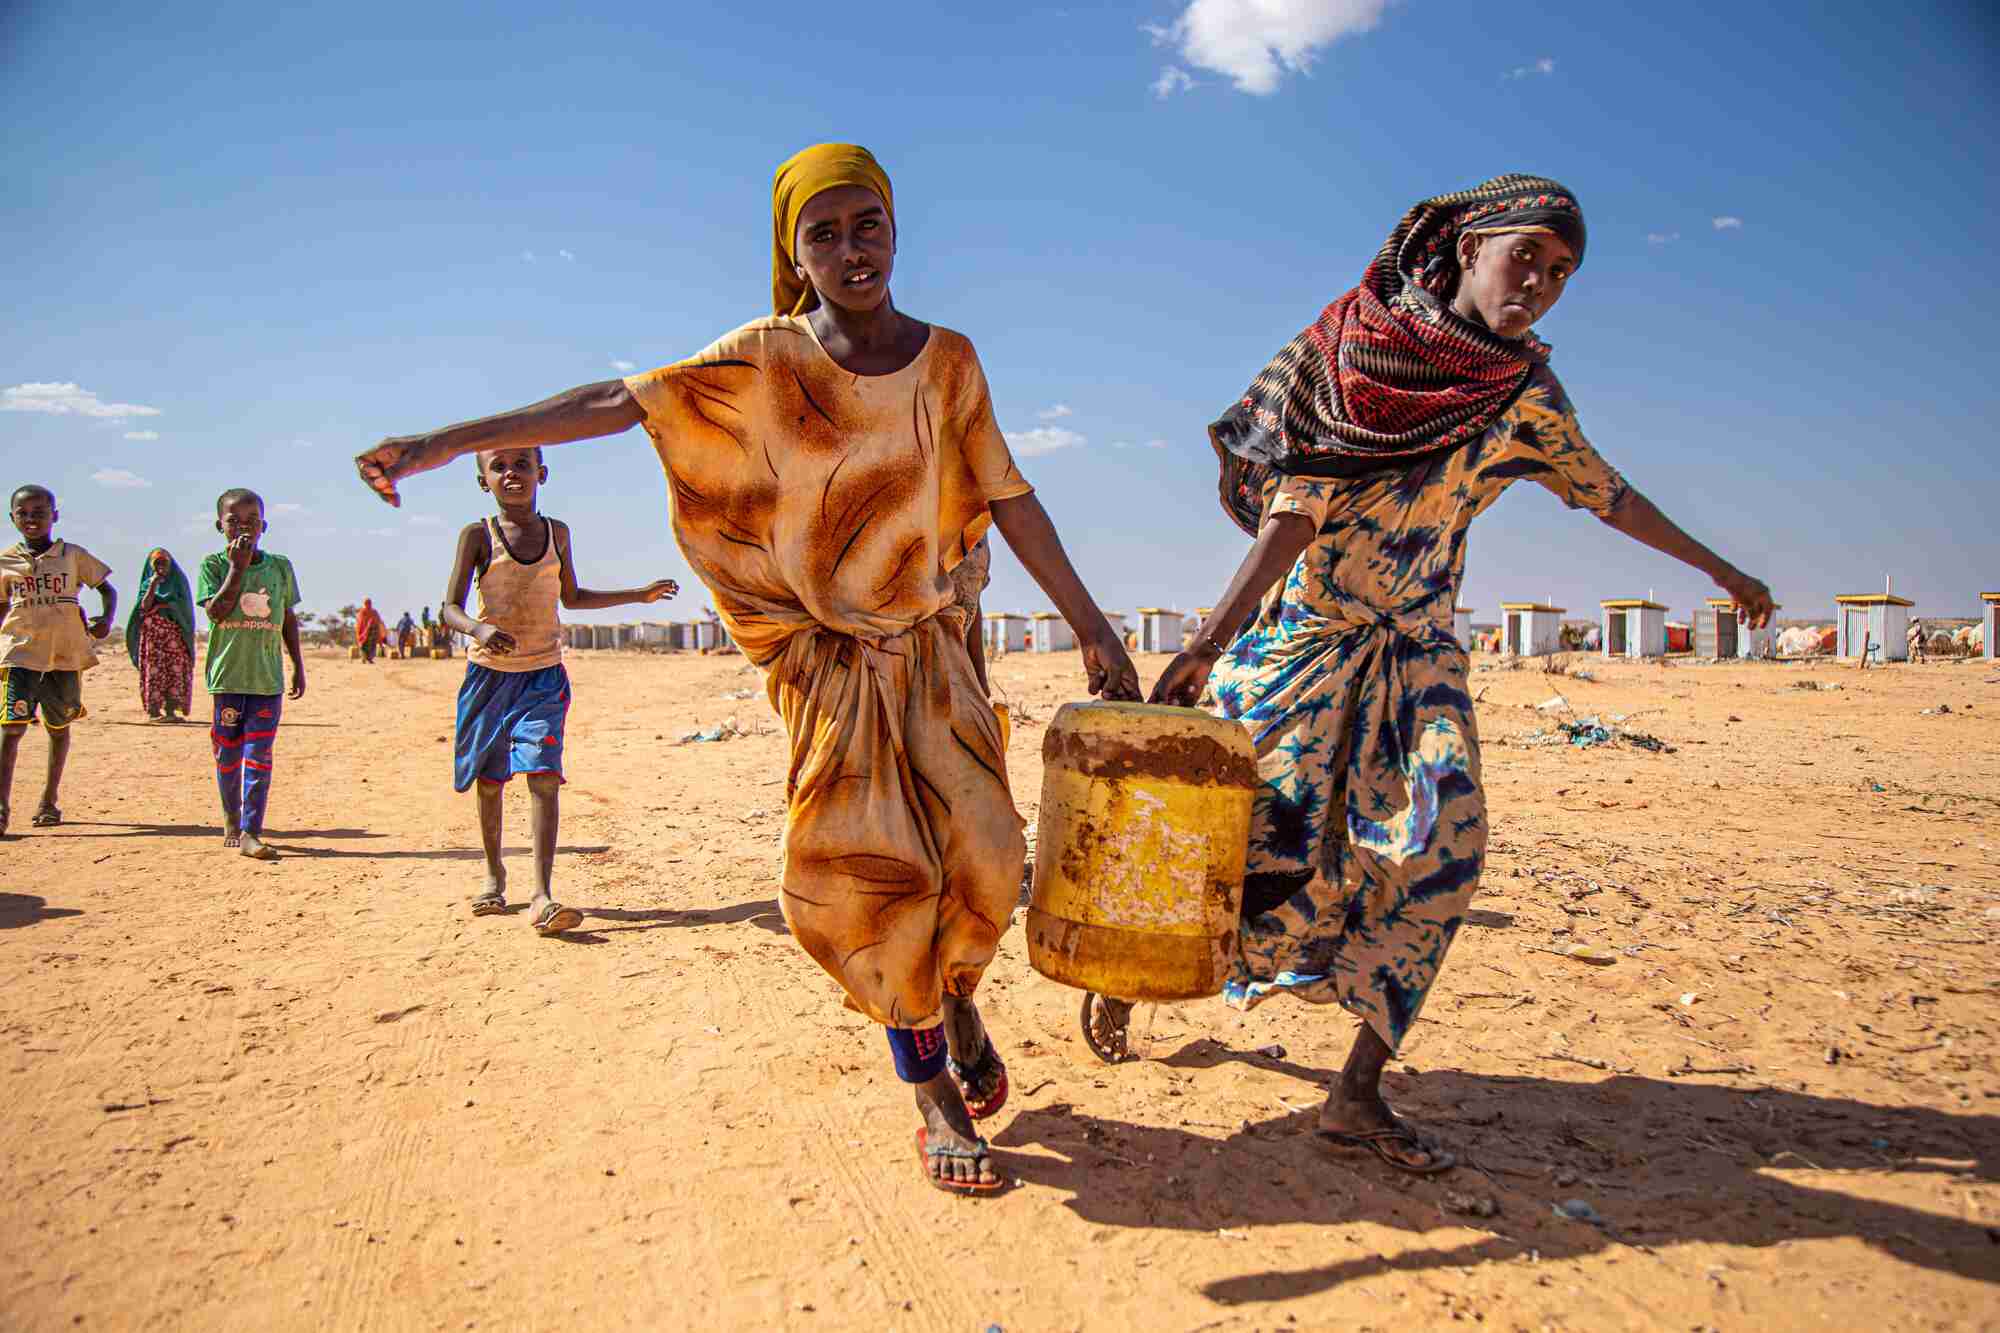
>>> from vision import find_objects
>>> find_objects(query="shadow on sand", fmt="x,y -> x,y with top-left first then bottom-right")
992,1038 -> 1999,1303
0,894 -> 84,929
582,899 -> 787,936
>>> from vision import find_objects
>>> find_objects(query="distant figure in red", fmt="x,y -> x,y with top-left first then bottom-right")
354,598 -> 386,663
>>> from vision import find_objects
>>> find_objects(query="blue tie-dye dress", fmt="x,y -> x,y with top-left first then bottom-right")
1205,366 -> 1628,1052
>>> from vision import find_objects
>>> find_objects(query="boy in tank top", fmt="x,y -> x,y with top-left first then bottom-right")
441,447 -> 678,935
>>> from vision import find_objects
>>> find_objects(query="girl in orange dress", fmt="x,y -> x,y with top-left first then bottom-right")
355,144 -> 1139,1195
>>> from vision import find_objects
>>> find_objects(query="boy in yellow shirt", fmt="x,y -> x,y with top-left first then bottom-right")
0,485 -> 118,835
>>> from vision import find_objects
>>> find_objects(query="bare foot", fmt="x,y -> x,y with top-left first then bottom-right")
239,831 -> 278,861
913,1071 -> 1000,1189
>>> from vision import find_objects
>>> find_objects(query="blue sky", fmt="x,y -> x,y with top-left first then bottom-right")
4,0 -> 1997,629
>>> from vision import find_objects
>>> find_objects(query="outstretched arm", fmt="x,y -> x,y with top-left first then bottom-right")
989,492 -> 1140,701
1600,489 -> 1774,628
1149,512 -> 1316,706
551,522 -> 679,612
354,380 -> 645,507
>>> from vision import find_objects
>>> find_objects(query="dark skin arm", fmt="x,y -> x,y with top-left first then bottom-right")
282,607 -> 306,699
550,521 -> 678,612
86,579 -> 118,639
1150,512 -> 1316,706
440,522 -> 499,650
1599,488 -> 1774,627
988,493 -> 1141,701
355,382 -> 642,506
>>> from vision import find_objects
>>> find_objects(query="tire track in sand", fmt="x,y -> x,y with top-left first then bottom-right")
314,949 -> 451,1329
720,968 -> 970,1333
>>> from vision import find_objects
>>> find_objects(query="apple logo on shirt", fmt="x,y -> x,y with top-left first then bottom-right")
239,590 -> 273,620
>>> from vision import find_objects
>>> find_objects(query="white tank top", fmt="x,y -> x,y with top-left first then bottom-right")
470,517 -> 564,672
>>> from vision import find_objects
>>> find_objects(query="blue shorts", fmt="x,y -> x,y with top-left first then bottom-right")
454,663 -> 570,792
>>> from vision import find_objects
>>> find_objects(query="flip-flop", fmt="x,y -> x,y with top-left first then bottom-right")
947,1038 -> 1010,1120
1315,1125 -> 1457,1175
470,890 -> 508,917
31,807 -> 61,828
532,902 -> 583,936
914,1128 -> 1006,1195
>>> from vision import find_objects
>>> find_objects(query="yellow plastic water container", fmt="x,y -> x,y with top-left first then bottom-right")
1027,701 -> 1257,1002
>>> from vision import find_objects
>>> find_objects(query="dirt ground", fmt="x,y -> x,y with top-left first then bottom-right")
3,643 -> 1996,1331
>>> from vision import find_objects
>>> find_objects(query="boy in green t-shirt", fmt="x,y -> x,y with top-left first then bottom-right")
195,488 -> 306,861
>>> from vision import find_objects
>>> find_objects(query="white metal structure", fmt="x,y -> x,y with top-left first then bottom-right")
1983,593 -> 1998,661
1453,607 -> 1474,648
1030,612 -> 1075,652
1500,602 -> 1565,657
985,612 -> 1028,653
1600,598 -> 1668,659
1137,608 -> 1184,654
1834,593 -> 1913,662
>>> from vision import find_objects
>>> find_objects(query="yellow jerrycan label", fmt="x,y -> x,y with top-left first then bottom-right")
1028,701 -> 1257,1002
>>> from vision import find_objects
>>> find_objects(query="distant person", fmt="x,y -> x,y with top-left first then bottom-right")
394,610 -> 416,658
196,488 -> 306,861
0,484 -> 117,834
1151,176 -> 1775,1175
438,446 -> 676,937
354,143 -> 1140,1196
354,598 -> 386,663
126,547 -> 195,721
1906,617 -> 1926,664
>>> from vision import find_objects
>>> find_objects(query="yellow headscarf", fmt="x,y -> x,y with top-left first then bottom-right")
771,143 -> 896,316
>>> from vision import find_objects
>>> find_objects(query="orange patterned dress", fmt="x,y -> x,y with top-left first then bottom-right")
626,317 -> 1032,1028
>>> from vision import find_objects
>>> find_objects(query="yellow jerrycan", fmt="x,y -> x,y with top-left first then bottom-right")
1026,701 -> 1257,1002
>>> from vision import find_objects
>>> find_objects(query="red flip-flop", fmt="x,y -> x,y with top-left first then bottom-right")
915,1129 -> 1006,1195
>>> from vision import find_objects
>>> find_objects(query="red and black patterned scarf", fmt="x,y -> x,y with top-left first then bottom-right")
1211,174 -> 1586,535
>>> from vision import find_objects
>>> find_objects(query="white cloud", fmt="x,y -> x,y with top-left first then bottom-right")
1005,425 -> 1086,458
1713,215 -> 1744,230
1647,231 -> 1680,245
1145,0 -> 1390,96
270,502 -> 306,515
91,467 -> 151,489
1151,65 -> 1197,98
1506,56 -> 1556,79
1038,403 -> 1074,420
124,429 -> 160,441
521,250 -> 538,263
290,437 -> 313,449
1141,438 -> 1170,449
363,527 -> 397,538
610,359 -> 636,373
2,382 -> 162,420
558,249 -> 576,261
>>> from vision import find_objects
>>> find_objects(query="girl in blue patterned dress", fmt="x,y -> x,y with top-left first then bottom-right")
1150,177 -> 1774,1173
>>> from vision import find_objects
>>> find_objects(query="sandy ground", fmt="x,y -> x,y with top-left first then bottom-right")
2,644 -> 1996,1331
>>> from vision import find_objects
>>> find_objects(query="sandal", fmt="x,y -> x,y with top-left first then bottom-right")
532,901 -> 583,936
470,889 -> 508,917
946,1037 -> 1010,1120
1315,1124 -> 1457,1176
914,1128 -> 1006,1195
1080,992 -> 1135,1064
31,806 -> 61,828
